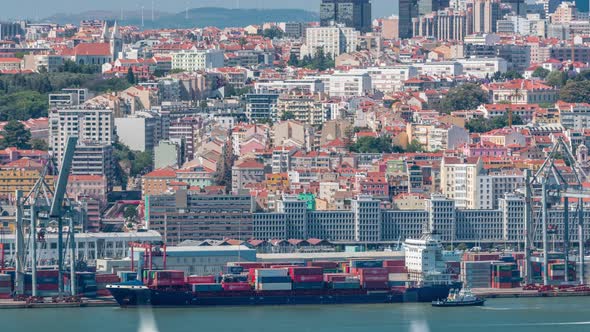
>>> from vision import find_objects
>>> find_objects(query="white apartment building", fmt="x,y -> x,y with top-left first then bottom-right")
416,61 -> 463,77
171,49 -> 224,72
458,57 -> 508,78
476,171 -> 524,209
254,79 -> 325,94
49,108 -> 114,166
303,26 -> 360,58
440,157 -> 483,209
325,72 -> 372,98
349,66 -> 419,93
426,125 -> 470,152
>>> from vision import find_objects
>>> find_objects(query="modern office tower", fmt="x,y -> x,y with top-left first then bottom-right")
320,0 -> 373,32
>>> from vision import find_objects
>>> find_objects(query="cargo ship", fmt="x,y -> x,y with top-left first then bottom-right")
108,264 -> 406,307
108,233 -> 459,307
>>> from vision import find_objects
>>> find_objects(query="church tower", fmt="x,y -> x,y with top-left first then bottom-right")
100,21 -> 109,43
110,21 -> 123,61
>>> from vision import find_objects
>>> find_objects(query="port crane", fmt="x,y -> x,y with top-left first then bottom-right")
522,137 -> 589,286
14,136 -> 78,297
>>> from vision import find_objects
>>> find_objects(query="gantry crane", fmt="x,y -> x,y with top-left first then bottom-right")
14,136 -> 78,297
522,137 -> 589,286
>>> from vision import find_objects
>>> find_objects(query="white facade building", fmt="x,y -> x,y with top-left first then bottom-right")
303,26 -> 360,58
49,107 -> 114,166
458,57 -> 508,78
325,72 -> 372,98
171,49 -> 224,72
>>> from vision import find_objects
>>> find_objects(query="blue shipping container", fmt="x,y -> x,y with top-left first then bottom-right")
350,260 -> 383,268
223,266 -> 244,274
257,276 -> 292,283
292,282 -> 324,290
331,282 -> 360,289
192,284 -> 223,292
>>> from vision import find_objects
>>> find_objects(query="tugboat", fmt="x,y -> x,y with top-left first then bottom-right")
432,288 -> 485,307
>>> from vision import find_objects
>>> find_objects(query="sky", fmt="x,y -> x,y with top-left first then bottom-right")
2,0 -> 397,20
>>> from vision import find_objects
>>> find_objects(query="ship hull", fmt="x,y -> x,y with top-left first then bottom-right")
404,283 -> 462,303
432,299 -> 485,307
107,285 -> 404,307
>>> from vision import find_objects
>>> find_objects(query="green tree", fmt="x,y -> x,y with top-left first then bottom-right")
437,83 -> 488,113
30,138 -> 48,150
124,205 -> 138,220
126,67 -> 136,84
546,70 -> 568,88
532,67 -> 550,79
465,114 -> 523,133
349,136 -> 400,153
559,80 -> 590,103
0,91 -> 47,120
280,111 -> 296,121
0,120 -> 31,149
288,53 -> 299,66
262,27 -> 284,39
169,68 -> 185,74
456,243 -> 468,251
406,139 -> 424,153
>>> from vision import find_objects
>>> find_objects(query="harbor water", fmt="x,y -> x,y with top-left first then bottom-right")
1,297 -> 589,332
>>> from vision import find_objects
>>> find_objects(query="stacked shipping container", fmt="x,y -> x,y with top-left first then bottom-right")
491,263 -> 520,289
0,274 -> 11,299
254,268 -> 291,291
95,274 -> 121,296
461,261 -> 493,288
289,267 -> 324,290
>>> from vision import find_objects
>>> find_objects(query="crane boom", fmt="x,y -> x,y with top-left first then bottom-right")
50,136 -> 78,218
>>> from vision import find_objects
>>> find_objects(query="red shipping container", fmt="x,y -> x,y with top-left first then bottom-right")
360,274 -> 388,283
0,294 -> 11,299
222,283 -> 252,291
37,270 -> 59,277
288,267 -> 324,276
0,281 -> 11,287
37,284 -> 58,291
382,260 -> 405,267
358,268 -> 388,276
385,266 -> 407,274
291,274 -> 324,283
96,289 -> 111,296
186,275 -> 216,284
232,262 -> 264,269
323,273 -> 352,282
308,261 -> 339,269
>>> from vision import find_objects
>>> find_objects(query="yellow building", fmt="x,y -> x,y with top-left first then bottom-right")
0,157 -> 52,198
141,167 -> 177,198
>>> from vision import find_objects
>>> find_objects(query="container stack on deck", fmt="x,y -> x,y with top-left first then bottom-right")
148,270 -> 185,288
324,273 -> 360,289
383,259 -> 408,287
0,274 -> 11,299
289,267 -> 324,290
117,271 -> 137,283
253,268 -> 292,291
95,274 -> 121,296
350,260 -> 389,290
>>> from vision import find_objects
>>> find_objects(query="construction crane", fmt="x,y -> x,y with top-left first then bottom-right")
521,137 -> 589,286
14,136 -> 78,297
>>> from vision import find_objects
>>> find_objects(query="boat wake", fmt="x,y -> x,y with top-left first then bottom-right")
138,307 -> 160,332
480,306 -> 541,311
491,321 -> 590,327
409,320 -> 431,332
